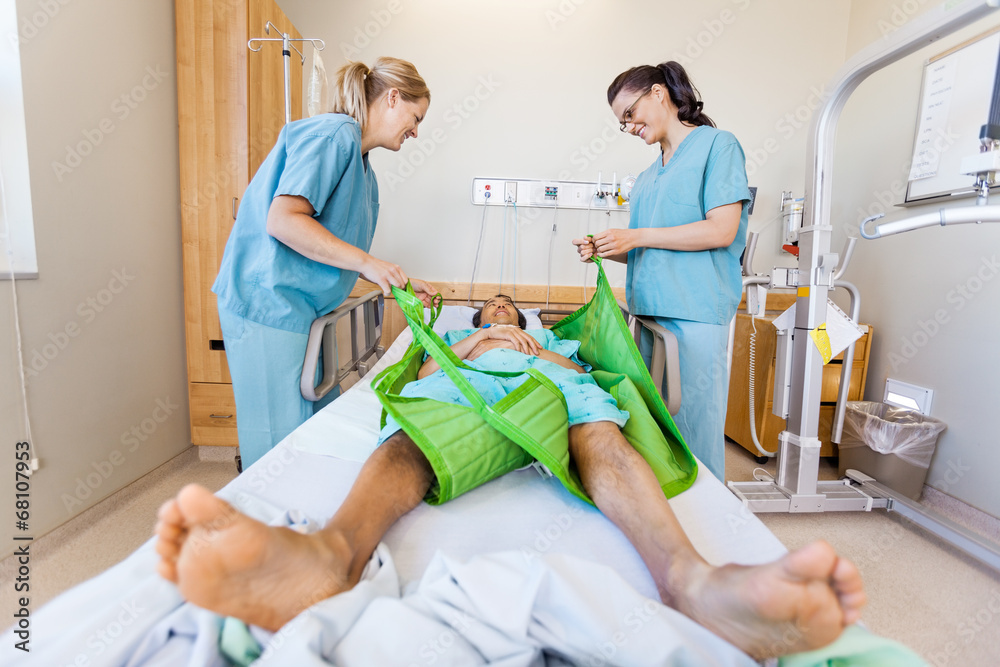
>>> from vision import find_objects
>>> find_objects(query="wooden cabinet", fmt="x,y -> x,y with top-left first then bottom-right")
725,300 -> 874,458
176,0 -> 303,445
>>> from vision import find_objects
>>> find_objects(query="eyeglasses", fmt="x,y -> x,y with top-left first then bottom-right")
619,88 -> 652,132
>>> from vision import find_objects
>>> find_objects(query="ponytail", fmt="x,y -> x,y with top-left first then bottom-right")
607,61 -> 715,128
333,61 -> 371,128
332,56 -> 430,130
656,61 -> 714,128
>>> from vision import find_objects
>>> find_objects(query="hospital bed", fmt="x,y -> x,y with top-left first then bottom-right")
300,284 -> 683,415
1,300 -> 835,665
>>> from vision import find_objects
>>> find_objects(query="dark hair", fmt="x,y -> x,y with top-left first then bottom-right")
472,294 -> 527,329
607,61 -> 715,128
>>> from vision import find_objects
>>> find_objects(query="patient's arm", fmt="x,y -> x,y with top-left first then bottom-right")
418,331 -> 585,379
466,341 -> 585,373
417,326 -> 542,379
417,330 -> 487,379
534,349 -> 585,374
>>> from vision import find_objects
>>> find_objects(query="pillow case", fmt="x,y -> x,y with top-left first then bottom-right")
425,305 -> 543,335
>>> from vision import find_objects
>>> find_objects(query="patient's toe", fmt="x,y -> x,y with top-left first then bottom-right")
157,497 -> 182,524
176,484 -> 238,530
157,557 -> 178,583
155,534 -> 180,559
155,518 -> 182,540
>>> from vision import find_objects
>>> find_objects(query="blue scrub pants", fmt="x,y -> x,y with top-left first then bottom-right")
640,317 -> 730,481
218,308 -> 339,469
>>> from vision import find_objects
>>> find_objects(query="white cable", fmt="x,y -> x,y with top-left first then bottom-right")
0,145 -> 35,459
499,201 -> 508,294
467,199 -> 489,305
512,202 -> 519,302
546,204 -> 559,309
747,316 -> 776,457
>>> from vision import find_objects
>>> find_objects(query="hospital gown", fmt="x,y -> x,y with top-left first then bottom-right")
379,328 -> 629,443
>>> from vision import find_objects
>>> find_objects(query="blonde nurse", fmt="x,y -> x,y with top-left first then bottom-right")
213,57 -> 437,469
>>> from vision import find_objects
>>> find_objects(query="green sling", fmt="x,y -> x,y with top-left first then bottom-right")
372,258 -> 698,505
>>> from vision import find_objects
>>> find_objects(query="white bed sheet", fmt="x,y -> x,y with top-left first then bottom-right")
1,326 -> 790,666
273,326 -> 787,599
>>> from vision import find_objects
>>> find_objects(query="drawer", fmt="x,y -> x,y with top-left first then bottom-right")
189,382 -> 238,447
760,403 -> 839,457
767,358 -> 866,403
832,328 -> 870,362
818,405 -> 839,457
820,362 -> 865,402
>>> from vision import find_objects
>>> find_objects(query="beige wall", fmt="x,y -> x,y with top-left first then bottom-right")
281,0 -> 1000,518
282,0 -> 852,291
835,1 -> 1000,517
3,0 -> 994,563
0,0 -> 188,557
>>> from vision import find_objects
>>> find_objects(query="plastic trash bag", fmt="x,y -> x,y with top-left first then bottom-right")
840,401 -> 946,468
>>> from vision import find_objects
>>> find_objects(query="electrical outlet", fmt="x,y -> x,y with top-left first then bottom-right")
504,181 -> 517,202
471,179 -> 504,205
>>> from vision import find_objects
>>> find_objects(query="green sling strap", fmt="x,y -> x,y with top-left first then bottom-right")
550,258 -> 697,499
372,258 -> 697,505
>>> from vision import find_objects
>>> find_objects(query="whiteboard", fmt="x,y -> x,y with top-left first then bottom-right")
905,28 -> 1000,203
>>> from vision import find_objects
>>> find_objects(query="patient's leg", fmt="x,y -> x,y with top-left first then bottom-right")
154,433 -> 433,631
569,421 -> 866,660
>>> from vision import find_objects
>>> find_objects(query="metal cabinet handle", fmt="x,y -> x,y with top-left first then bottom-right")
232,197 -> 238,220
210,414 -> 233,419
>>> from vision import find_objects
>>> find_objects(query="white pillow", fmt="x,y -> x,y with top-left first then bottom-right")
425,305 -> 543,335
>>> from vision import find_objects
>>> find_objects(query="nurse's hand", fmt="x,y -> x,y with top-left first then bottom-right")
592,228 -> 637,257
361,256 -> 408,296
572,237 -> 596,263
409,278 -> 439,307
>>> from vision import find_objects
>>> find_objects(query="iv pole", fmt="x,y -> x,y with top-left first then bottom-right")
248,21 -> 326,124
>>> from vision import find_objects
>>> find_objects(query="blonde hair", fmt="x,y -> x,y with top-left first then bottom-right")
332,57 -> 430,130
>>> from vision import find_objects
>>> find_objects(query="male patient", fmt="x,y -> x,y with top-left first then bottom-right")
155,294 -> 866,660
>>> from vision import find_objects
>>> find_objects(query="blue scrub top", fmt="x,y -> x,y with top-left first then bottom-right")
625,125 -> 750,325
212,114 -> 379,333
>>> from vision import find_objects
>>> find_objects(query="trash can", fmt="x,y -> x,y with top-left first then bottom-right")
838,401 -> 947,500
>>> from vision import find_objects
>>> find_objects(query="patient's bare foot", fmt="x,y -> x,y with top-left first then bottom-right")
154,484 -> 354,631
667,541 -> 866,659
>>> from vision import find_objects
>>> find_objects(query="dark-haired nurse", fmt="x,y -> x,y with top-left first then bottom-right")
573,61 -> 750,481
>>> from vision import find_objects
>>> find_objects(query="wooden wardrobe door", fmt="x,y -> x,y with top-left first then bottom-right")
177,0 -> 249,384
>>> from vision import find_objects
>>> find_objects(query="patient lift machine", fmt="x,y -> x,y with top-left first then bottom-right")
727,0 -> 1000,573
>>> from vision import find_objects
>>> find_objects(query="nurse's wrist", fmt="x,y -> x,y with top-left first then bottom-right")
354,251 -> 376,274
630,228 -> 647,252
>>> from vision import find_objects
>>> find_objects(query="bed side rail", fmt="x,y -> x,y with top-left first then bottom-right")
618,300 -> 681,416
537,307 -> 576,328
301,290 -> 384,401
